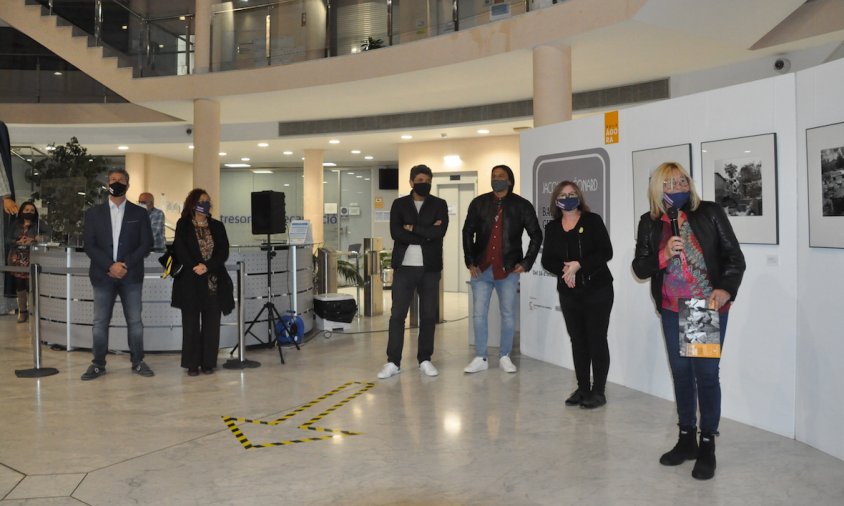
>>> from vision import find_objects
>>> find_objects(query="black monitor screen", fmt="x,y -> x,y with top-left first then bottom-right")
378,168 -> 399,190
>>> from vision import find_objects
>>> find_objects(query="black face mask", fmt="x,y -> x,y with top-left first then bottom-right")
413,182 -> 431,197
21,213 -> 37,221
108,181 -> 128,197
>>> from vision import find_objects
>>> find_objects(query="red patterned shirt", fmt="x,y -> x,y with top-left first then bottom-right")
478,196 -> 508,279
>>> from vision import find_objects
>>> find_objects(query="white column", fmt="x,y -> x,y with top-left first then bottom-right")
533,44 -> 572,127
194,0 -> 213,74
192,98 -> 221,205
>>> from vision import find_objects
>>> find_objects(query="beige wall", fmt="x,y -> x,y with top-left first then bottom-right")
397,134 -> 522,194
136,154 -> 194,239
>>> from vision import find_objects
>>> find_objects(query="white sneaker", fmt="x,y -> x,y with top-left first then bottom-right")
419,360 -> 439,377
377,362 -> 400,379
499,355 -> 518,373
464,356 -> 489,373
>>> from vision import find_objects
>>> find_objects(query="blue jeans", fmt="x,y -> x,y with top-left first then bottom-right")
92,282 -> 144,368
661,308 -> 729,433
470,267 -> 518,358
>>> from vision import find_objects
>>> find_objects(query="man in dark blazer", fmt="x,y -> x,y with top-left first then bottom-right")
81,168 -> 153,380
377,164 -> 449,379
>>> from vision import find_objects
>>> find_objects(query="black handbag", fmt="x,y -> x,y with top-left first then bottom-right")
157,245 -> 183,279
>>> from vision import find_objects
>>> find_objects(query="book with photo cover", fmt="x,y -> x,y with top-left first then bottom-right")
678,298 -> 721,358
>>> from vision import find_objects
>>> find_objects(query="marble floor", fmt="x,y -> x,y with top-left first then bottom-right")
1,290 -> 843,506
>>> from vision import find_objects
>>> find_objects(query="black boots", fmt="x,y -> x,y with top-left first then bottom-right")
565,389 -> 587,406
580,391 -> 607,409
659,426 -> 698,466
692,433 -> 716,480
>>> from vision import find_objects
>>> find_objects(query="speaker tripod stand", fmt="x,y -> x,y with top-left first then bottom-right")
229,235 -> 300,364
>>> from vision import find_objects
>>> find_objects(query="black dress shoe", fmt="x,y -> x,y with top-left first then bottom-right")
565,389 -> 587,406
187,368 -> 199,377
580,392 -> 607,409
201,367 -> 214,375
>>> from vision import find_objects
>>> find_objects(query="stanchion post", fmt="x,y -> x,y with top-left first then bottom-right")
15,263 -> 59,378
223,261 -> 260,369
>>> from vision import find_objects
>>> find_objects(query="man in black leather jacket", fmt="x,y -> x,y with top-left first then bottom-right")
462,164 -> 543,374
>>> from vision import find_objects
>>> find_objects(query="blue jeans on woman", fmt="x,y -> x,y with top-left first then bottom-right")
661,308 -> 729,434
470,267 -> 518,358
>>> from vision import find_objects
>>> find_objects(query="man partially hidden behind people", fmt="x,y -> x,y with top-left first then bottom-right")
462,164 -> 543,374
81,168 -> 154,380
377,164 -> 449,379
138,192 -> 166,252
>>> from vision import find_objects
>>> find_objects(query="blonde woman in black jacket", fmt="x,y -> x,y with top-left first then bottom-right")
171,189 -> 234,376
632,162 -> 745,481
541,181 -> 613,409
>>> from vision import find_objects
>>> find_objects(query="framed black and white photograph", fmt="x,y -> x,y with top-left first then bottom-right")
806,121 -> 844,248
631,143 -> 692,237
701,133 -> 778,244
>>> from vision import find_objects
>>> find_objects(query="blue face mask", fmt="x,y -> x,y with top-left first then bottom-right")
195,201 -> 211,216
664,192 -> 690,209
491,179 -> 509,193
555,197 -> 579,211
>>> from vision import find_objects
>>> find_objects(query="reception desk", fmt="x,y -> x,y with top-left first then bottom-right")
31,244 -> 314,352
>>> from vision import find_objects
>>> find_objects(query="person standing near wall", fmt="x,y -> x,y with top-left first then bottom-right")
377,164 -> 449,379
138,192 -> 166,252
541,181 -> 614,408
81,168 -> 154,380
462,164 -> 542,374
632,162 -> 745,480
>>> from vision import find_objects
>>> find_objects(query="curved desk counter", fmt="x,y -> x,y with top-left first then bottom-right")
32,244 -> 314,352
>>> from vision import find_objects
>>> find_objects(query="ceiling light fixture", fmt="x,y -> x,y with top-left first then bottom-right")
283,150 -> 293,155
53,71 -> 63,76
364,155 -> 374,160
477,129 -> 490,134
241,157 -> 250,161
118,146 -> 129,151
258,142 -> 269,147
189,145 -> 195,149
219,152 -> 227,156
351,150 -> 361,154
401,135 -> 413,140
251,169 -> 273,173
329,139 -> 341,144
323,162 -> 337,167
225,163 -> 251,168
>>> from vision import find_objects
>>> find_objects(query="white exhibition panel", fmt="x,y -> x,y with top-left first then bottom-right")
520,75 -> 802,442
795,57 -> 844,461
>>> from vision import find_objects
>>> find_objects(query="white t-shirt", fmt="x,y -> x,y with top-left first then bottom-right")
402,199 -> 424,267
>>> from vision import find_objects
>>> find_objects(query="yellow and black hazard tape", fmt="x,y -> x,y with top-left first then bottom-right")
221,381 -> 375,449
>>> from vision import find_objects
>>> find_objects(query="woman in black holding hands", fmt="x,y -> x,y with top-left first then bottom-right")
171,189 -> 234,376
541,181 -> 614,409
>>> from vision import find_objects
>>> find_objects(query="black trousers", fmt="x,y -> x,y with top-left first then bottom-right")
559,284 -> 614,393
180,295 -> 222,370
387,266 -> 440,367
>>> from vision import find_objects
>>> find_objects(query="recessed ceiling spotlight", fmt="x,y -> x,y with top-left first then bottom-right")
121,25 -> 128,30
401,135 -> 413,140
348,172 -> 355,175
329,139 -> 341,144
364,155 -> 374,160
323,162 -> 337,167
53,71 -> 63,76
241,157 -> 250,161
219,152 -> 227,156
118,146 -> 129,150
284,183 -> 290,187
283,151 -> 293,155
351,150 -> 361,154
477,129 -> 490,134
179,16 -> 186,21
258,142 -> 269,148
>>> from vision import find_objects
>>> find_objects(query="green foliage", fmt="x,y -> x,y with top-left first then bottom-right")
337,258 -> 363,287
30,137 -> 108,241
361,36 -> 385,51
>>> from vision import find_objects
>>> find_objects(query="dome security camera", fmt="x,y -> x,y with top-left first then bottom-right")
186,127 -> 193,136
774,58 -> 791,73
